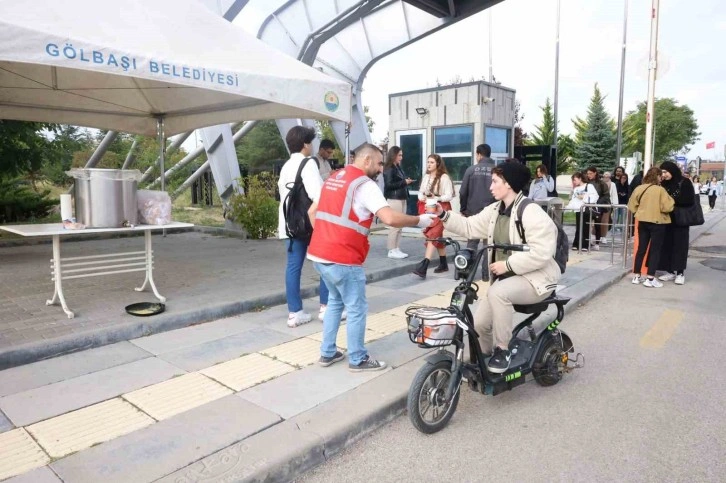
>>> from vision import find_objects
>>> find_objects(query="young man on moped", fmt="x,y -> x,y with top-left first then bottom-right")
436,161 -> 561,373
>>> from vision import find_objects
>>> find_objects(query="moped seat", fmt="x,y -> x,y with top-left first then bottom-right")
513,294 -> 570,314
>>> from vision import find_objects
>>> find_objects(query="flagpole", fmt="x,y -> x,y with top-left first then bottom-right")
553,0 -> 561,160
643,0 -> 660,172
615,0 -> 629,169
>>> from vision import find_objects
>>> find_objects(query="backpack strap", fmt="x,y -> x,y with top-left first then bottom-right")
294,157 -> 313,187
514,197 -> 533,244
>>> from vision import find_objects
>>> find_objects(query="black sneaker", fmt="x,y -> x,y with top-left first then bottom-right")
349,355 -> 387,372
318,351 -> 345,367
487,347 -> 511,374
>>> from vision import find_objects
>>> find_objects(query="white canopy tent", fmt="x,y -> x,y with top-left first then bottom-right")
0,0 -> 351,136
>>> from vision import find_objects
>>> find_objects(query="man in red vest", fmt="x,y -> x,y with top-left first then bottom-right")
308,143 -> 437,372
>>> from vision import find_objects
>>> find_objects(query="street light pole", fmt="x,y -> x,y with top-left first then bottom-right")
615,0 -> 629,169
553,0 -> 561,151
488,10 -> 493,82
643,0 -> 660,173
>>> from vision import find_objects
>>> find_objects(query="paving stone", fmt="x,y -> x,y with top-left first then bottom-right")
129,317 -> 253,355
0,410 -> 13,433
26,398 -> 155,458
365,290 -> 426,314
365,331 -> 433,368
0,358 -> 185,427
200,353 -> 296,392
154,419 -> 324,483
122,373 -> 232,421
364,311 -> 407,336
50,395 -> 281,483
4,465 -> 62,483
259,337 -> 321,367
0,428 -> 50,481
0,342 -> 152,397
237,361 -> 388,419
156,327 -> 295,371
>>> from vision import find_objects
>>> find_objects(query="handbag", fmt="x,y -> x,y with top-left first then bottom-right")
673,200 -> 704,226
671,180 -> 704,227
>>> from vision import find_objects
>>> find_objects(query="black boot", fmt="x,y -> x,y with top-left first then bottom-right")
413,259 -> 430,279
434,256 -> 448,273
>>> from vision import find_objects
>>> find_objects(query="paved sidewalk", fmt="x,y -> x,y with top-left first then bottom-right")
0,211 -> 722,482
0,230 -> 439,369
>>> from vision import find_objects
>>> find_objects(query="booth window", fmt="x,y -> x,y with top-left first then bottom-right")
484,126 -> 511,162
433,125 -> 473,182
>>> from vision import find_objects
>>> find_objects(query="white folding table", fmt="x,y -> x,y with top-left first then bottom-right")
0,222 -> 193,318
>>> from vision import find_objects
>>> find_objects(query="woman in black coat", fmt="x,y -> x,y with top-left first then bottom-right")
657,161 -> 695,285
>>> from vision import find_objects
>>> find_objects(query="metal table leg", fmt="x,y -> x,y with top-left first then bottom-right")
46,234 -> 75,319
135,230 -> 167,302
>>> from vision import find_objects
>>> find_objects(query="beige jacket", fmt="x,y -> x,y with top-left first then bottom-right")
443,194 -> 560,295
627,183 -> 674,224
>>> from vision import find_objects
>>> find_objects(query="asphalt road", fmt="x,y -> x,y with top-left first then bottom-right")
298,228 -> 726,482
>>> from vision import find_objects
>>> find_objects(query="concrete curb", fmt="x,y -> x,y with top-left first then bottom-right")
0,254 -> 454,370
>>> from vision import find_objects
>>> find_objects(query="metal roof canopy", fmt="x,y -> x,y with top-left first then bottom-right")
248,0 -> 503,151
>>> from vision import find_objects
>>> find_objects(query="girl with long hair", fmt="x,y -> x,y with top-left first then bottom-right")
413,154 -> 455,278
382,146 -> 414,259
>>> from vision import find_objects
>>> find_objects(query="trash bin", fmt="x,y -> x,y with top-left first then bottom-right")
534,197 -> 564,225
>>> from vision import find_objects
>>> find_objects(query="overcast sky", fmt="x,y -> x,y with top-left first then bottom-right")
360,0 -> 726,161
232,0 -> 725,161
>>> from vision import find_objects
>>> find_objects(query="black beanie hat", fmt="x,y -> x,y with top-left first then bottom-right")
499,161 -> 531,193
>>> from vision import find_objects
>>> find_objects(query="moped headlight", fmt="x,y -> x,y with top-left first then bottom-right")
454,254 -> 469,270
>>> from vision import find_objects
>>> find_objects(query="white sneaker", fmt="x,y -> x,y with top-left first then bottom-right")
658,272 -> 676,282
675,274 -> 685,285
591,244 -> 600,251
643,278 -> 663,288
319,305 -> 347,321
394,248 -> 409,258
387,249 -> 407,259
632,275 -> 643,285
287,310 -> 312,328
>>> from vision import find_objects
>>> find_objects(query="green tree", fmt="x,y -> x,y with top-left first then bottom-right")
0,121 -> 56,181
622,98 -> 700,163
513,100 -> 528,146
42,125 -> 93,185
573,84 -> 617,171
235,121 -> 289,171
527,98 -> 575,173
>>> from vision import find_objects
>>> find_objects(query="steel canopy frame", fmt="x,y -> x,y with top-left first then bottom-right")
253,0 -> 502,152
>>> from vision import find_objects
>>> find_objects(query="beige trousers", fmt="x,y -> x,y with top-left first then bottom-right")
474,276 -> 553,354
386,199 -> 406,250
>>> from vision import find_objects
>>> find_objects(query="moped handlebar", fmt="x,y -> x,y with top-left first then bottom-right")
425,238 -> 530,253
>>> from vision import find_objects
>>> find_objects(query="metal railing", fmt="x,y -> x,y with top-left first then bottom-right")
573,204 -> 633,268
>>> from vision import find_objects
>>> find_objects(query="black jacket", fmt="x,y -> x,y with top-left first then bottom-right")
615,180 -> 630,204
383,165 -> 409,200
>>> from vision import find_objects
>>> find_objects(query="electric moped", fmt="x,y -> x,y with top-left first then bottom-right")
405,237 -> 584,434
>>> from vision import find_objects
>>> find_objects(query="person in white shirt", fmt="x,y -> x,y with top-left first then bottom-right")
601,171 -> 620,244
413,154 -> 455,278
568,172 -> 598,251
277,126 -> 330,328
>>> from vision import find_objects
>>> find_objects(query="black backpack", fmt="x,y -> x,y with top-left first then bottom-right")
515,198 -> 569,274
282,157 -> 314,246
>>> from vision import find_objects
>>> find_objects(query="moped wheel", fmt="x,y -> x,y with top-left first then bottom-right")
407,360 -> 461,434
533,337 -> 565,387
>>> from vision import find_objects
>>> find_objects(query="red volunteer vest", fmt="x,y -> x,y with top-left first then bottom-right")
308,166 -> 374,265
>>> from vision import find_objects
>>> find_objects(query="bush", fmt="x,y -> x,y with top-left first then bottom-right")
0,177 -> 57,223
228,172 -> 279,239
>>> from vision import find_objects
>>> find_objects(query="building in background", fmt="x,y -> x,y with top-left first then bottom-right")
388,80 -> 516,214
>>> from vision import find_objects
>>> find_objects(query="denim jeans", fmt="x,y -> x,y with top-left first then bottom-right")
314,262 -> 368,365
286,238 -> 328,313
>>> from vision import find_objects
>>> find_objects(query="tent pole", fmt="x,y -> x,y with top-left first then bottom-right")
158,117 -> 166,237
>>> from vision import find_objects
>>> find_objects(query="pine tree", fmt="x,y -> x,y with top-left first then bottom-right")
530,98 -> 555,145
574,84 -> 616,171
